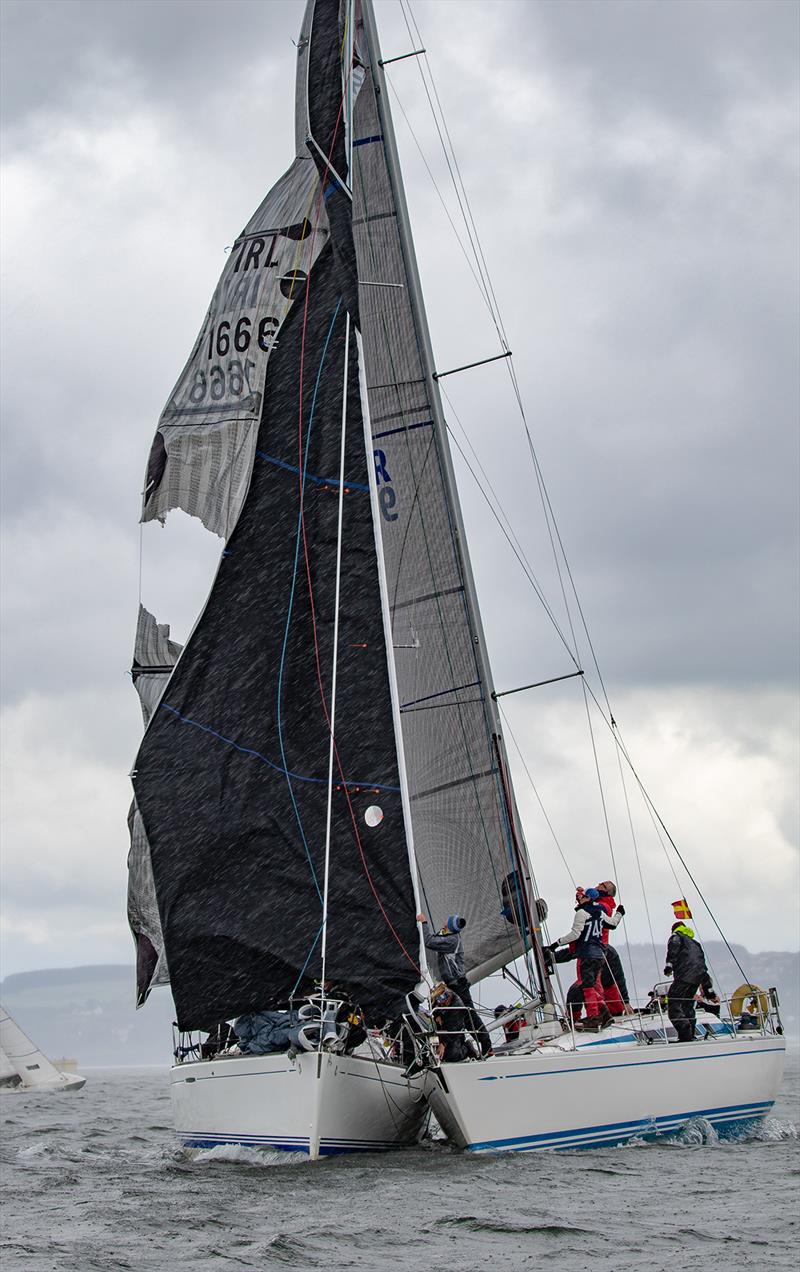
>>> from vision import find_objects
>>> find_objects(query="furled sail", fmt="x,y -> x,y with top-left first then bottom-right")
141,2 -> 328,539
133,0 -> 420,1032
349,3 -> 537,979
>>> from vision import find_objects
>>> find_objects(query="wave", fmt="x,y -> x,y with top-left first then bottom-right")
436,1215 -> 584,1236
179,1142 -> 309,1168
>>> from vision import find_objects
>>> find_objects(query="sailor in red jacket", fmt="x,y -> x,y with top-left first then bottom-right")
551,883 -> 627,1022
596,881 -> 626,1014
547,889 -> 612,1030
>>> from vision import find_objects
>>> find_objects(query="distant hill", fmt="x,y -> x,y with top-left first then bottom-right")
0,965 -> 175,1066
1,945 -> 797,1065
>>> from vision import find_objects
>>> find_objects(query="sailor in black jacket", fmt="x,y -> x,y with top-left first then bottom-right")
664,921 -> 714,1042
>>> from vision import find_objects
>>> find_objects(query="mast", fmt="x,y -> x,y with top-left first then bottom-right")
360,0 -> 553,999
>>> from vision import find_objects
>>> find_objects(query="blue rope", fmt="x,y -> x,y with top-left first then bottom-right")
158,703 -> 399,792
276,297 -> 342,903
289,921 -> 324,998
255,449 -> 368,492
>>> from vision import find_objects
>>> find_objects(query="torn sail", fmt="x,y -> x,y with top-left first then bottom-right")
127,605 -> 182,1002
141,2 -> 329,539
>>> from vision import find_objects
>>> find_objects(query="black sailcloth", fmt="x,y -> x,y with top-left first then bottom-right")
133,0 -> 419,1032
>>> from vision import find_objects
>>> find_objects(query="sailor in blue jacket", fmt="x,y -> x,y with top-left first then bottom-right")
417,913 -> 492,1055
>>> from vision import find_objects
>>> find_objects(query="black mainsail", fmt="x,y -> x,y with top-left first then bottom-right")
132,0 -> 420,1030
129,0 -> 547,1033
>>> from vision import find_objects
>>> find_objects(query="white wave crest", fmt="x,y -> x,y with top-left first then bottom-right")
181,1143 -> 308,1167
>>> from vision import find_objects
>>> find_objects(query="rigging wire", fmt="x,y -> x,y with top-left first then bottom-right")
439,383 -> 580,664
395,0 -> 753,987
496,701 -> 575,887
611,725 -> 659,989
399,0 -> 514,355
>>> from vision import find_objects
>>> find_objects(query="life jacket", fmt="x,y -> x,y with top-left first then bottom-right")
598,893 -> 615,945
575,900 -> 606,956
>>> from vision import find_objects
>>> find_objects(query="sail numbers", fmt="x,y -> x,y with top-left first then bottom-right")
374,448 -> 398,522
188,360 -> 256,404
177,314 -> 281,409
207,316 -> 279,359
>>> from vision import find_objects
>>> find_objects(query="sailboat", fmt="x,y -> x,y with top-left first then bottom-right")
128,0 -> 785,1158
0,1005 -> 86,1093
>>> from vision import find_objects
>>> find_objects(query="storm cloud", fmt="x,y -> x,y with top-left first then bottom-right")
1,0 -> 797,975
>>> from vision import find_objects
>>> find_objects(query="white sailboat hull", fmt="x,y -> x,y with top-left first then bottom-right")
171,1049 -> 430,1157
427,1033 -> 786,1152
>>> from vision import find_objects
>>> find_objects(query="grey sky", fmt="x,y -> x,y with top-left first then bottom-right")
1,0 -> 797,975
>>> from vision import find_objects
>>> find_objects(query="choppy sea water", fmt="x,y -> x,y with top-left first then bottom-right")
1,1050 -> 798,1272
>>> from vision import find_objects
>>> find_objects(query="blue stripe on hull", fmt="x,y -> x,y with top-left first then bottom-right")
466,1100 -> 774,1152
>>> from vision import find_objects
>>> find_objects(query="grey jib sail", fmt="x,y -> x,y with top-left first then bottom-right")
349,4 -> 533,977
132,0 -> 420,1031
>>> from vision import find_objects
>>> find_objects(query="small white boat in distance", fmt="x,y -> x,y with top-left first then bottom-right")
0,1004 -> 86,1092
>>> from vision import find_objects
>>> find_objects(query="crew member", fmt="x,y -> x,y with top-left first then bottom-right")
553,885 -> 629,1021
493,1004 -> 525,1044
417,913 -> 492,1055
601,945 -> 633,1015
664,920 -> 714,1042
596,881 -> 628,1014
547,889 -> 610,1031
431,984 -> 476,1062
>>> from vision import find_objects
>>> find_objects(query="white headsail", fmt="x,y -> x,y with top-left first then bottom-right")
0,1004 -> 85,1092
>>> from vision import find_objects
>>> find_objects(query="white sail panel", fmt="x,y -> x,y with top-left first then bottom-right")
0,1045 -> 19,1087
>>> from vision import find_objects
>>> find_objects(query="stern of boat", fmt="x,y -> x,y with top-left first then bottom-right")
171,1048 -> 431,1157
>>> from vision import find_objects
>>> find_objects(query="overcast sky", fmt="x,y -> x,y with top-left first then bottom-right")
1,0 -> 798,984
